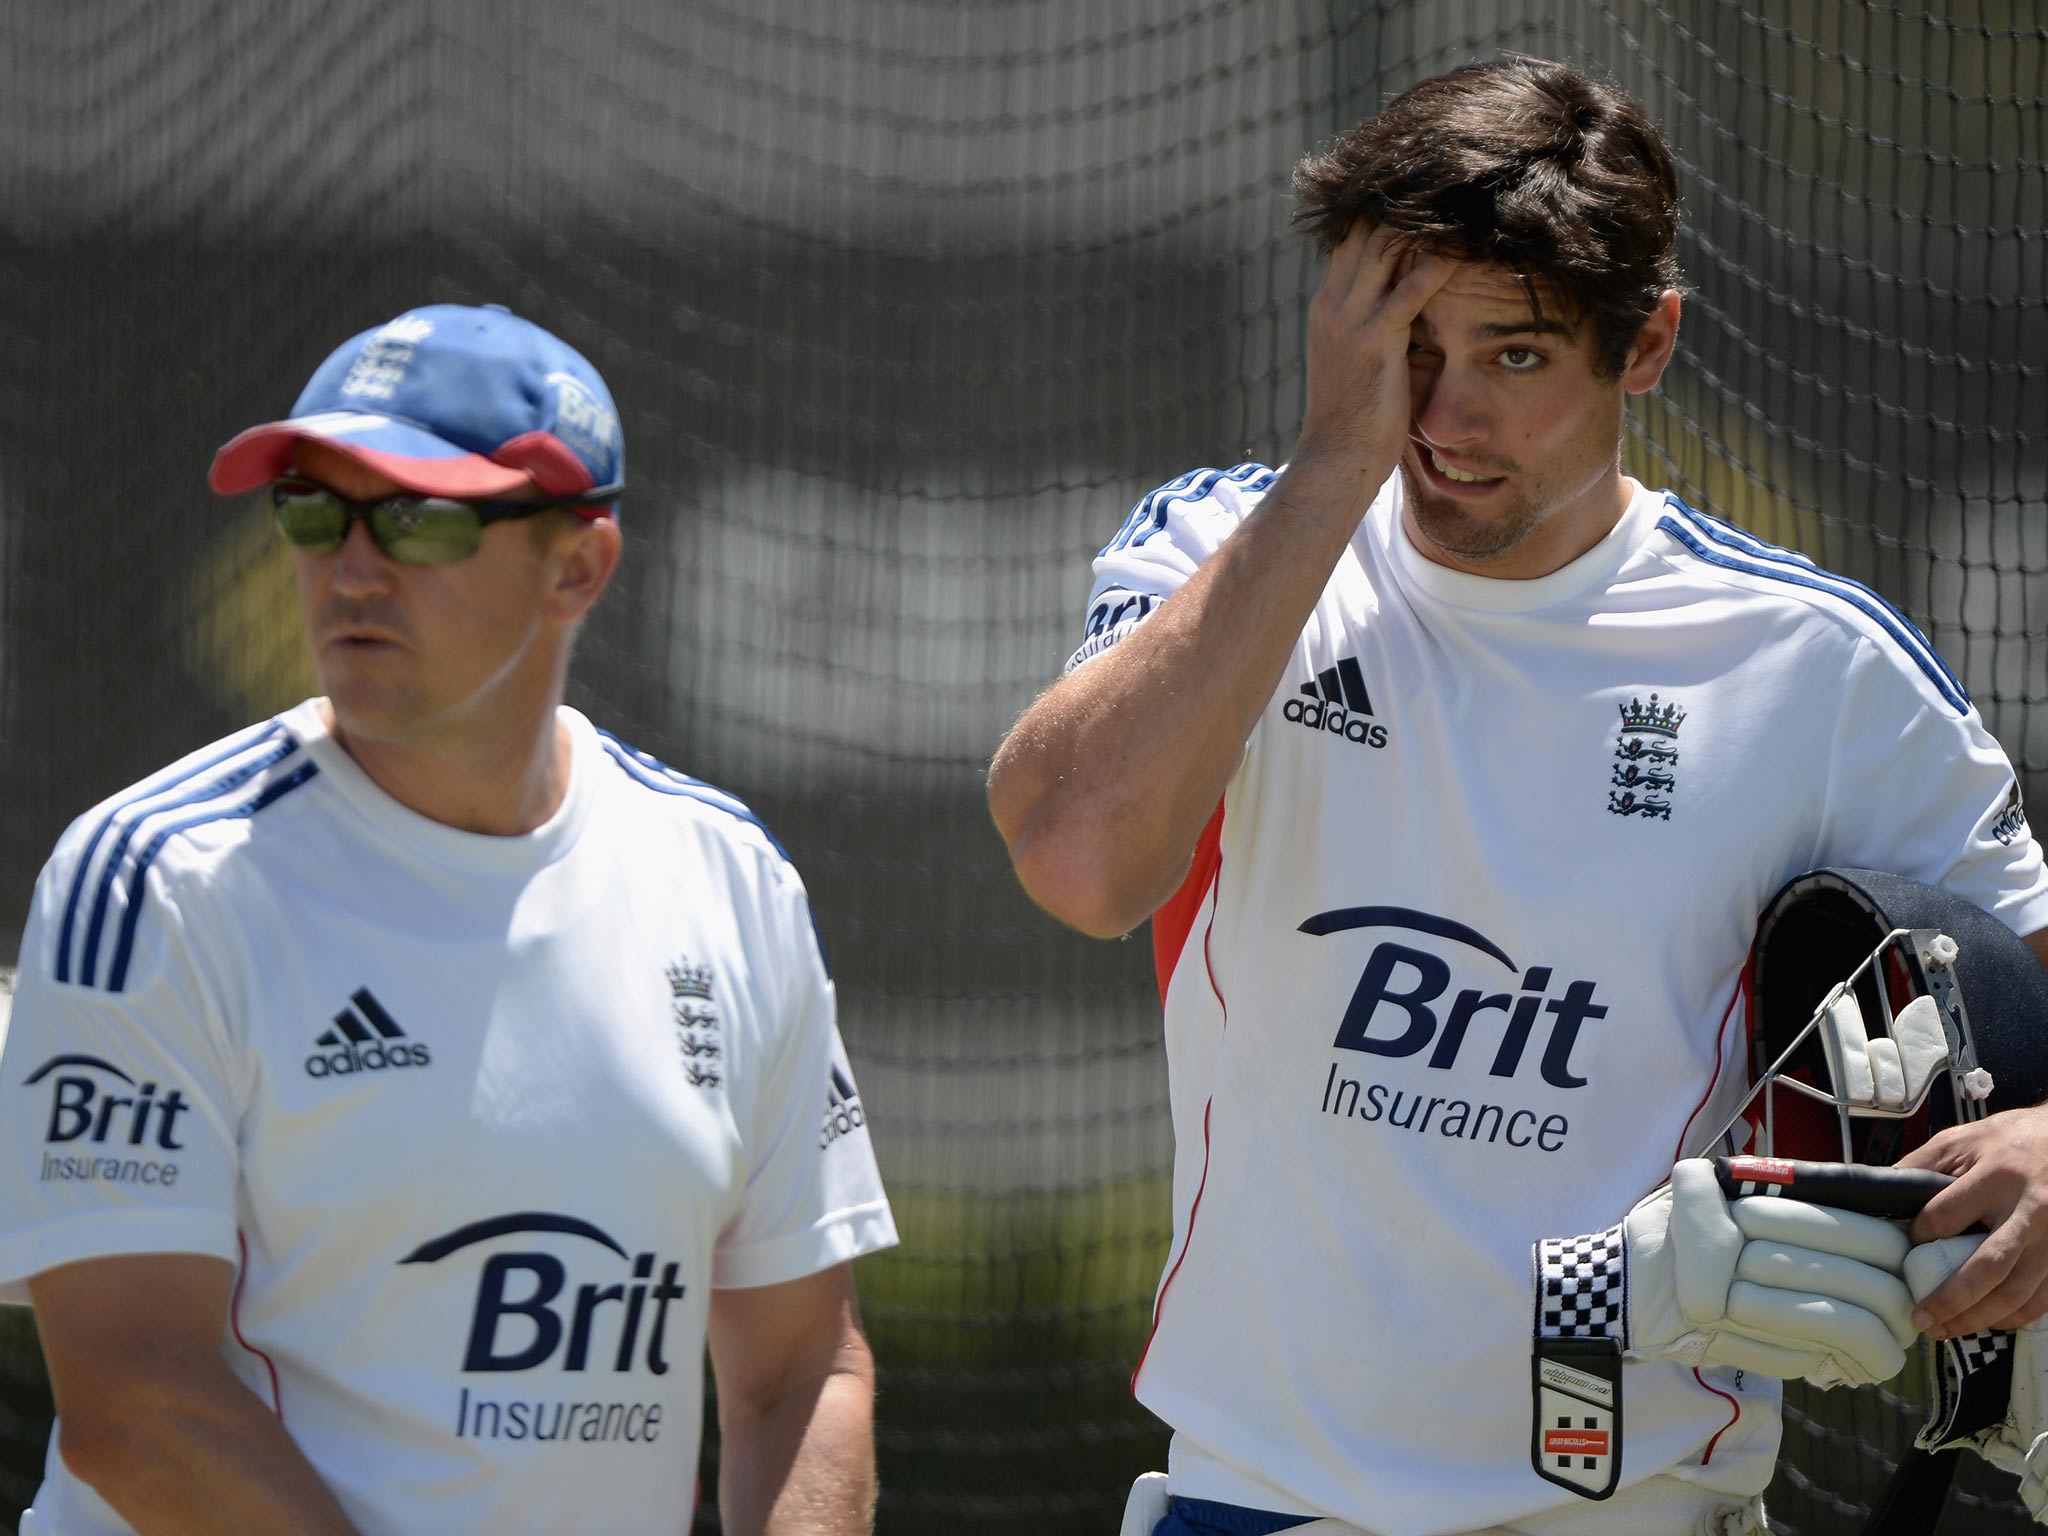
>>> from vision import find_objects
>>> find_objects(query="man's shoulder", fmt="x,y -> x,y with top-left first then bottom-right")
33,714 -> 325,992
585,727 -> 798,884
1098,461 -> 1282,554
1642,491 -> 1966,711
52,714 -> 324,871
1643,491 -> 1886,624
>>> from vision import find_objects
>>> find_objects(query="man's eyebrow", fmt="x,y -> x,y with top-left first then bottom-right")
1477,317 -> 1576,341
1409,314 -> 1577,342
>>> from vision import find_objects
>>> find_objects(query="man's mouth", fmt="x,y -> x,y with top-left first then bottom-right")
324,624 -> 405,651
1429,448 -> 1496,483
1411,439 -> 1506,493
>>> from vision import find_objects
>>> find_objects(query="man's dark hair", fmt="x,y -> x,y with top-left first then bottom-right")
1294,56 -> 1683,378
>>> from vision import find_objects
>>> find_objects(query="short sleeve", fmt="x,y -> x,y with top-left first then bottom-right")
0,852 -> 244,1304
712,867 -> 896,1290
1817,633 -> 2048,936
1066,463 -> 1278,672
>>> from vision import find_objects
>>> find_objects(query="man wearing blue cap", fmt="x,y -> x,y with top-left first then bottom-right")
0,306 -> 897,1534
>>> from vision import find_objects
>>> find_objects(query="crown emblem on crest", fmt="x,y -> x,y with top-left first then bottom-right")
374,315 -> 436,346
1618,693 -> 1687,737
665,961 -> 714,1000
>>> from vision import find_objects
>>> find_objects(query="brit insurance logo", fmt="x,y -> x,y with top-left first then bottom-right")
22,1054 -> 190,1188
1284,655 -> 1389,749
399,1213 -> 686,1447
546,371 -> 619,463
1607,693 -> 1685,820
305,987 -> 431,1079
1298,906 -> 1610,1155
666,957 -> 722,1090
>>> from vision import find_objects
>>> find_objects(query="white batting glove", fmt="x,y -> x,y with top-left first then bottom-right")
1534,1159 -> 1922,1500
1540,1158 -> 1921,1386
1905,1235 -> 2048,1523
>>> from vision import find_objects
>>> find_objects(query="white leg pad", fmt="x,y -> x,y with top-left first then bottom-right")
1119,1472 -> 1171,1536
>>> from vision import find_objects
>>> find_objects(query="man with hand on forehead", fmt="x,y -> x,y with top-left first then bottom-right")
0,304 -> 895,1534
989,56 -> 2048,1536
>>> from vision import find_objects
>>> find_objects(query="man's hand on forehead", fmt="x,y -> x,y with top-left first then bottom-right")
1290,221 -> 1454,494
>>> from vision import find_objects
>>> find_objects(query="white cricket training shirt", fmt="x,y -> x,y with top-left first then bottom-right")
0,700 -> 896,1535
1075,466 -> 2048,1536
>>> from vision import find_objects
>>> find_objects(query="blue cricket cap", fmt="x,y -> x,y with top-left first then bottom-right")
210,304 -> 623,516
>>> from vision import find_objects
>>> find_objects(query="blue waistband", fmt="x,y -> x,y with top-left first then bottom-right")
1165,1495 -> 1317,1536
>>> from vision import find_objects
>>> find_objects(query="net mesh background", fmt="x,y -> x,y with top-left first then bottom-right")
0,1 -> 2041,1531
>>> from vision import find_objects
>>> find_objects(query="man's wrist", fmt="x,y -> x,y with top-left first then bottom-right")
1266,446 -> 1391,531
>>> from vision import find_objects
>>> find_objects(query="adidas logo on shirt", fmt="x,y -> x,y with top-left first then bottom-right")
1283,656 -> 1389,749
305,988 -> 432,1079
819,1064 -> 868,1149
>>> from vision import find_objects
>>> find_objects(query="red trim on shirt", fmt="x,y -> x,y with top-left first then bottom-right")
1675,973 -> 1748,1162
232,1229 -> 285,1421
1132,1096 -> 1213,1393
1132,850 -> 1229,1393
1691,1366 -> 1741,1463
1151,802 -> 1225,1004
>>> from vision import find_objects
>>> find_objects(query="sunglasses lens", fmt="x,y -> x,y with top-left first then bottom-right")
269,482 -> 492,563
369,500 -> 485,564
273,488 -> 349,552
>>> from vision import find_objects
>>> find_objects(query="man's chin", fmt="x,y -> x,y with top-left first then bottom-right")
318,680 -> 431,748
1399,466 -> 1532,565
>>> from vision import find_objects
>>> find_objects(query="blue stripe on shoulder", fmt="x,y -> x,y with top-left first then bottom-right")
1672,503 -> 1819,570
1656,495 -> 1968,713
597,734 -> 793,864
57,720 -> 291,986
597,734 -> 830,977
1098,462 -> 1276,555
100,758 -> 320,994
78,740 -> 302,990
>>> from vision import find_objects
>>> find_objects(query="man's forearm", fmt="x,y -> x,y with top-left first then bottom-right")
719,1359 -> 877,1536
989,226 -> 1451,937
59,1364 -> 359,1536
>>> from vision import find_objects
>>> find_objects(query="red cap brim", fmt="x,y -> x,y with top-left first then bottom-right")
209,419 -> 540,498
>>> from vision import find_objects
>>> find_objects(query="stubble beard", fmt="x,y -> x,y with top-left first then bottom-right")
1396,457 -> 1546,566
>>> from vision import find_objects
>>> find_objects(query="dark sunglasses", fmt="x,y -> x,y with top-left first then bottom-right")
269,477 -> 619,565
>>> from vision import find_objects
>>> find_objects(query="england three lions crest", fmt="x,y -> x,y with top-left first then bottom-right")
1608,693 -> 1685,821
665,956 -> 723,1089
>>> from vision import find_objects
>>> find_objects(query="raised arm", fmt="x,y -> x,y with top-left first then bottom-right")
29,1253 -> 361,1536
987,226 -> 1451,936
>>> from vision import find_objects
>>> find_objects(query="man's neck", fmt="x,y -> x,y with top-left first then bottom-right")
319,699 -> 573,837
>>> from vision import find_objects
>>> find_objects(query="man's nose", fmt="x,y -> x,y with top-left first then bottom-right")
1412,362 -> 1488,452
327,515 -> 396,594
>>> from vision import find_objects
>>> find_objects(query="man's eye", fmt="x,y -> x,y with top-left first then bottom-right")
1501,347 -> 1541,370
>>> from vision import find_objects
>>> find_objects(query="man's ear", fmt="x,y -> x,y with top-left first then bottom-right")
544,517 -> 623,627
1621,290 -> 1683,395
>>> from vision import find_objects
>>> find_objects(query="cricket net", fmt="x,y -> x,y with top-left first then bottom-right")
0,2 -> 2041,1531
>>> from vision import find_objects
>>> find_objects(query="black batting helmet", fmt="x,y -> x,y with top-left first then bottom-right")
1735,868 -> 2048,1166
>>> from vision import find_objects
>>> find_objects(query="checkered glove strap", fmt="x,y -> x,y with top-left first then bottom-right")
1906,1236 -> 2048,1524
1537,1225 -> 1630,1346
1550,1159 -> 1922,1388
